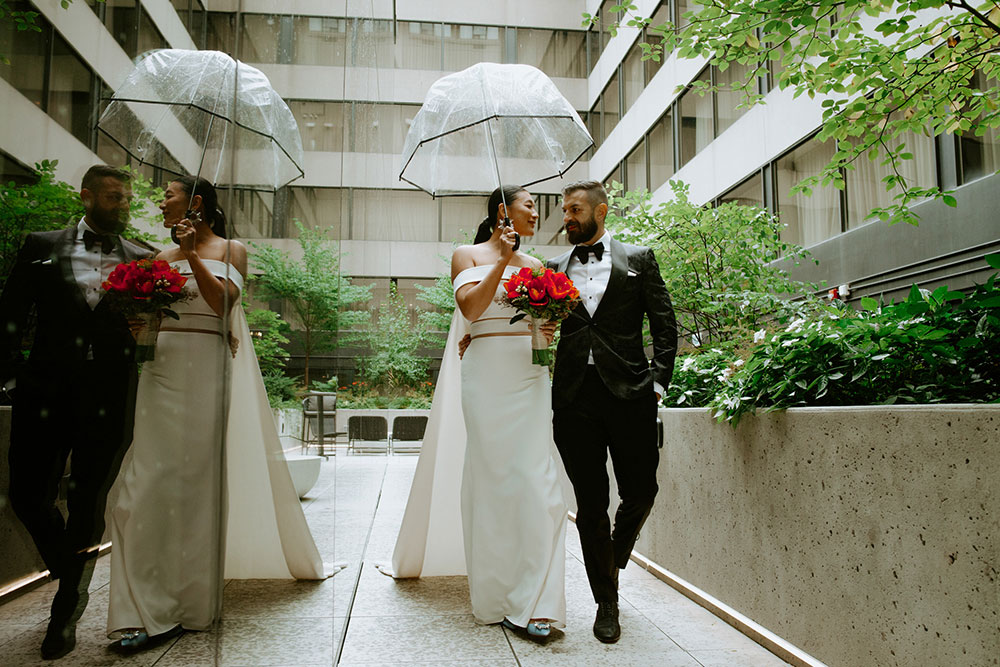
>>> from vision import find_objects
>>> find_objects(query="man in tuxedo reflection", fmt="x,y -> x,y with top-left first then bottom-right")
0,165 -> 151,660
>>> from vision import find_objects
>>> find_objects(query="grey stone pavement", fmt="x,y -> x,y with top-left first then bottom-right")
0,455 -> 790,666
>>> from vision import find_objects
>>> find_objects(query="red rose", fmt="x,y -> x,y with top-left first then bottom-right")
518,266 -> 534,279
527,276 -> 549,306
547,272 -> 576,300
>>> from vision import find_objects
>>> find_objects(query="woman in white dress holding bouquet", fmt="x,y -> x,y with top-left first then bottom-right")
107,176 -> 328,651
450,186 -> 569,637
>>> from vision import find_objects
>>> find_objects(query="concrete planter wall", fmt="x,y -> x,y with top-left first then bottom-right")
636,405 -> 999,667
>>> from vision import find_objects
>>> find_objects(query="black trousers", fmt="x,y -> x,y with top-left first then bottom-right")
553,366 -> 659,604
7,363 -> 137,619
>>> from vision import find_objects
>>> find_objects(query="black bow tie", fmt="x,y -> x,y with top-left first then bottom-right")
572,241 -> 604,264
83,230 -> 115,254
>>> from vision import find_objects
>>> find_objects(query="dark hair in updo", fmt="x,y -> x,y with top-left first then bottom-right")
172,175 -> 228,239
473,185 -> 527,244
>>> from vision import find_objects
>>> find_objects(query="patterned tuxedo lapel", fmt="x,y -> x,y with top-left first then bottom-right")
591,237 -> 626,321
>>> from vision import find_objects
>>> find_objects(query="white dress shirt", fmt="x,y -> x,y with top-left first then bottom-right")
565,230 -> 664,396
71,218 -> 123,309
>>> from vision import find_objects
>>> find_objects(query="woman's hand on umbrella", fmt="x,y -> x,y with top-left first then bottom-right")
499,224 -> 518,261
175,218 -> 197,255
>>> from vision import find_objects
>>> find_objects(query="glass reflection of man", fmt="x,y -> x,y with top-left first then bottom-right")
0,165 -> 151,660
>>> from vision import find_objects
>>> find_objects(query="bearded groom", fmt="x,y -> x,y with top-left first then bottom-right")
547,180 -> 677,644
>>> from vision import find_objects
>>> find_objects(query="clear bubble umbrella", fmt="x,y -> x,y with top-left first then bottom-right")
97,48 -> 304,191
399,62 -> 593,199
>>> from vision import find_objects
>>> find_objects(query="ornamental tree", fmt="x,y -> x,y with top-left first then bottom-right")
606,181 -> 822,347
601,0 -> 1000,224
357,282 -> 432,394
249,221 -> 371,386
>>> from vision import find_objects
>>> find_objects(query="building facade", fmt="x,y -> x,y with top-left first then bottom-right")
1,0 -> 997,380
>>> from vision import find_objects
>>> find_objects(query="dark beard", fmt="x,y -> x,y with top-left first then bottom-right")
566,216 -> 598,245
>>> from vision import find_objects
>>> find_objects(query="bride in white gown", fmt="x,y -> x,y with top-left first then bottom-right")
391,186 -> 567,636
107,177 -> 328,650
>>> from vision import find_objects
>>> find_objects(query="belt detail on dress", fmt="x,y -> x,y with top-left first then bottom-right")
160,327 -> 224,338
470,331 -> 531,340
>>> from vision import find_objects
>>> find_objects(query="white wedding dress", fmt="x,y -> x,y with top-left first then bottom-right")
107,259 -> 328,638
389,264 -> 566,628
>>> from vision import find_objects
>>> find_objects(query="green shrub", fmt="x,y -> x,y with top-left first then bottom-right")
711,259 -> 1000,425
335,380 -> 433,409
665,348 -> 741,407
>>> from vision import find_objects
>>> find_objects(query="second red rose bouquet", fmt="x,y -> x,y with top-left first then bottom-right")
102,259 -> 190,361
499,266 -> 581,365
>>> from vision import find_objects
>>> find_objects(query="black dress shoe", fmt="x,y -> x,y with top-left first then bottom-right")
40,619 -> 76,660
593,601 -> 621,643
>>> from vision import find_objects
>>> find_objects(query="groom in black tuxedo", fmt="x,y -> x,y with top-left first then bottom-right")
548,180 -> 677,643
0,165 -> 150,660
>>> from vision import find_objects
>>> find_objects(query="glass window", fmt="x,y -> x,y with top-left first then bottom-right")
189,0 -> 207,49
679,68 -> 712,167
353,103 -> 421,154
353,189 -> 437,241
1,150 -> 35,186
288,101 -> 347,152
719,171 -> 763,207
0,1 -> 48,108
587,103 -> 601,151
293,16 -> 349,66
601,71 -> 620,143
586,27 -> 600,74
960,126 -> 1000,184
353,18 -> 394,68
287,187 -> 346,239
622,42 -> 644,114
648,109 -> 674,191
105,0 -> 138,58
625,140 -> 647,192
845,115 -> 936,228
48,33 -> 94,147
83,0 -> 103,19
395,21 -> 442,70
137,6 -> 168,57
442,23 -> 503,71
599,1 -> 615,51
675,0 -> 692,30
715,61 -> 752,135
441,196 -> 484,244
776,138 -> 841,246
959,72 -> 1000,184
171,0 -> 191,31
236,14 -> 276,63
204,12 -> 235,53
229,188 -> 274,239
644,2 -> 671,85
517,29 -> 586,79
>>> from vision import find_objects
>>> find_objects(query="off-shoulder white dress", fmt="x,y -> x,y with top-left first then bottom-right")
107,259 -> 328,638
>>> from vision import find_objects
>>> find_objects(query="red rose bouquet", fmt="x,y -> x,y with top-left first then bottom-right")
499,266 -> 581,365
102,258 -> 190,361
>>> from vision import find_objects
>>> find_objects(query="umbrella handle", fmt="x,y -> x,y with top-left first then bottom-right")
501,217 -> 520,251
171,209 -> 203,245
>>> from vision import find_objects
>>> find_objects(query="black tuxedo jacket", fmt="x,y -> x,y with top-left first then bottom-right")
0,226 -> 151,390
547,237 -> 677,410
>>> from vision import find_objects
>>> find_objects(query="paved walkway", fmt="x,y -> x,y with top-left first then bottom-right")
0,456 -> 789,666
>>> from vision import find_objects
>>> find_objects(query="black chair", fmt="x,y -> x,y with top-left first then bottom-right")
301,392 -> 344,457
391,415 -> 428,454
347,415 -> 389,454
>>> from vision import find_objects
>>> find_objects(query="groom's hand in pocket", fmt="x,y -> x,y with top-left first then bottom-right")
458,334 -> 471,359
